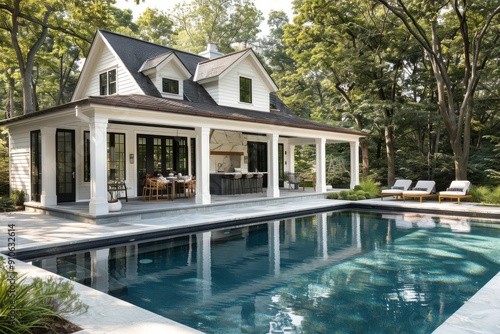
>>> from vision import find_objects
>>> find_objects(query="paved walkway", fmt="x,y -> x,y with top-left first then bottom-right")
2,197 -> 500,333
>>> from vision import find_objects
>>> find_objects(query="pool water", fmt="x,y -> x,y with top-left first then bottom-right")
30,211 -> 500,333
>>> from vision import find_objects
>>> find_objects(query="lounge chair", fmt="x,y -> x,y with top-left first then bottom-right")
402,180 -> 437,203
380,179 -> 412,200
438,180 -> 472,205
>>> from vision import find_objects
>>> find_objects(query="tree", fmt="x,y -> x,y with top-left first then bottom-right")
172,0 -> 263,53
137,7 -> 175,46
284,0 -> 421,185
376,0 -> 500,180
0,0 -> 112,114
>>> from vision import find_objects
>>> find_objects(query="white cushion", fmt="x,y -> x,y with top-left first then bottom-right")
381,189 -> 404,194
403,190 -> 432,196
410,180 -> 436,193
392,179 -> 413,191
439,191 -> 467,196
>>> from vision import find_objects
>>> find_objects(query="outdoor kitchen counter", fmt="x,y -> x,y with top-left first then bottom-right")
210,173 -> 265,195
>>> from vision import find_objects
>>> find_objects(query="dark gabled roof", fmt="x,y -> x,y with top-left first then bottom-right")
99,29 -> 214,102
194,49 -> 248,81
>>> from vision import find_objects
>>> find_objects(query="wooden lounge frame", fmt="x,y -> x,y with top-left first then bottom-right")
403,194 -> 437,203
381,193 -> 403,200
438,194 -> 473,205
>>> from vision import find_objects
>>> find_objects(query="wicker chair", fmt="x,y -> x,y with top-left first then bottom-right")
286,173 -> 301,190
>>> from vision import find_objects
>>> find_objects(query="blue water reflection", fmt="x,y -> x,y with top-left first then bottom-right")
30,211 -> 500,333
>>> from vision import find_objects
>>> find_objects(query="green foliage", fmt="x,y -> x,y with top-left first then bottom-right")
326,192 -> 339,199
0,197 -> 14,212
328,180 -> 380,200
0,257 -> 87,334
359,179 -> 381,198
470,185 -> 500,205
11,190 -> 25,207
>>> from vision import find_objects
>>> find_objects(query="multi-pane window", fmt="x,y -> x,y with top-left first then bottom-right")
162,78 -> 179,95
240,77 -> 252,103
99,69 -> 117,96
107,133 -> 125,180
30,130 -> 42,202
177,138 -> 187,174
84,131 -> 90,182
190,138 -> 196,176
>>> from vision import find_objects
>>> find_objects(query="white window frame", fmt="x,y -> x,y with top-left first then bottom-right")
99,67 -> 118,96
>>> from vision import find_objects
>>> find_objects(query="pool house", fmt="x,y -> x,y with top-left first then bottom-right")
2,30 -> 367,217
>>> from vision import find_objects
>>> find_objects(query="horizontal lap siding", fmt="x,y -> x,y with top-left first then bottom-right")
10,152 -> 30,197
84,45 -> 141,97
218,58 -> 270,112
202,81 -> 219,104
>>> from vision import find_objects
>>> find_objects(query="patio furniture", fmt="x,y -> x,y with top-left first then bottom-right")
254,172 -> 264,193
438,180 -> 472,205
303,174 -> 316,191
143,178 -> 160,201
402,180 -> 437,203
108,179 -> 128,202
380,179 -> 412,200
243,173 -> 254,193
177,176 -> 195,199
287,173 -> 301,190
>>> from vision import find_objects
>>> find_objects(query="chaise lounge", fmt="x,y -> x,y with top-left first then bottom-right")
402,180 -> 437,203
438,180 -> 473,205
380,179 -> 413,200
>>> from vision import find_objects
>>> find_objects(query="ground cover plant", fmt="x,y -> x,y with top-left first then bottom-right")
0,257 -> 87,334
327,179 -> 380,200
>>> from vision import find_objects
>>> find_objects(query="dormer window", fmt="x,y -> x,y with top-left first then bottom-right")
240,77 -> 252,103
162,78 -> 179,95
99,69 -> 116,95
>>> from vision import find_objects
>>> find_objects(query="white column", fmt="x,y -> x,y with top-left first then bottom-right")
90,249 -> 109,293
89,117 -> 108,215
267,133 -> 280,198
195,127 -> 211,204
317,213 -> 328,259
40,127 -> 57,206
350,140 -> 360,189
289,144 -> 295,173
316,137 -> 327,193
196,232 -> 212,300
268,221 -> 280,277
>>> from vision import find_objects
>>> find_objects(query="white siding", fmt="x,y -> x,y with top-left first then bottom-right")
203,81 -> 219,104
153,65 -> 184,100
217,57 -> 270,112
10,151 -> 30,199
84,45 -> 142,97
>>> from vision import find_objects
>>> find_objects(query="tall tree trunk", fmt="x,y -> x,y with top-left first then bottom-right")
10,1 -> 51,114
360,141 -> 369,179
8,75 -> 15,118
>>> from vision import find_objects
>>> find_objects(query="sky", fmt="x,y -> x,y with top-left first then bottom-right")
114,0 -> 295,37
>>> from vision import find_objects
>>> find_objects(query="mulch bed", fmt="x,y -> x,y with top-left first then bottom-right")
29,318 -> 82,334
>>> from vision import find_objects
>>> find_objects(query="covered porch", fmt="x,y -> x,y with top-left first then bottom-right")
12,97 -> 365,218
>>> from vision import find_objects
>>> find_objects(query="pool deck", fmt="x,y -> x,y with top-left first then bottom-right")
2,195 -> 500,333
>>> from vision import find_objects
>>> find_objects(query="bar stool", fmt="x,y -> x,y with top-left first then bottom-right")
244,173 -> 254,193
254,173 -> 263,193
223,173 -> 243,195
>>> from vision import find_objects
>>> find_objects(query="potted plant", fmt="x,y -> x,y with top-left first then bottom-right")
11,189 -> 25,210
108,180 -> 123,212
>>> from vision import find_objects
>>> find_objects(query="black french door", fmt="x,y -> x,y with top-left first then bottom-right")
137,134 -> 188,195
56,129 -> 76,202
248,141 -> 268,188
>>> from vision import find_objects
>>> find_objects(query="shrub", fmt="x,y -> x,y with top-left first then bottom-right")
0,257 -> 87,334
356,194 -> 366,200
0,197 -> 14,212
359,179 -> 380,198
327,192 -> 339,199
11,189 -> 26,207
339,190 -> 349,198
353,185 -> 363,191
364,191 -> 371,199
346,194 -> 358,201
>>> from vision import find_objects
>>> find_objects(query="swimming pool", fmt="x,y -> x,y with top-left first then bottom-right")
29,210 -> 500,333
